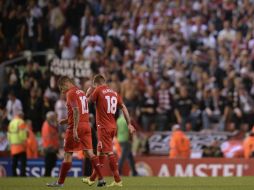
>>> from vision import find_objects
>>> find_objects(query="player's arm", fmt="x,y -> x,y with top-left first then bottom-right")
68,92 -> 80,141
85,86 -> 95,101
59,118 -> 68,125
86,86 -> 98,104
72,107 -> 80,141
120,103 -> 136,134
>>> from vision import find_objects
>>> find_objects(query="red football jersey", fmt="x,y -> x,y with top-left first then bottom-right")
91,85 -> 123,129
66,86 -> 89,129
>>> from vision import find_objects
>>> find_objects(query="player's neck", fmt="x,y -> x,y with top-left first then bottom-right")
98,83 -> 106,87
67,84 -> 75,90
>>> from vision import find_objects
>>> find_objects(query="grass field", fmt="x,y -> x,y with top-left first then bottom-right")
0,177 -> 254,190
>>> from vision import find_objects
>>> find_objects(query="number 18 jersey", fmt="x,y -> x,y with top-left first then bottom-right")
91,85 -> 123,129
66,86 -> 89,129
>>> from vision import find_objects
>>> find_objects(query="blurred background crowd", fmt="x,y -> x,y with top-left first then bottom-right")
1,0 -> 254,160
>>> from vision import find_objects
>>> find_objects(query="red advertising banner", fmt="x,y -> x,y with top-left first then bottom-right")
101,157 -> 254,177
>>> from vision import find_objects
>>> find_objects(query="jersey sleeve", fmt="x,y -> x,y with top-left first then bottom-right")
90,88 -> 99,103
67,91 -> 78,108
117,94 -> 124,108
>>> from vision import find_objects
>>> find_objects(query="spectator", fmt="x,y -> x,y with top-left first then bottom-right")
80,7 -> 92,39
41,111 -> 59,177
107,21 -> 122,39
0,103 -> 8,131
174,86 -> 200,131
155,80 -> 174,131
243,127 -> 254,159
32,63 -> 43,82
202,141 -> 223,158
238,86 -> 254,129
25,88 -> 43,132
20,9 -> 42,51
121,70 -> 139,111
7,111 -> 28,176
6,91 -> 23,121
59,27 -> 79,59
42,94 -> 54,117
108,73 -> 121,94
20,77 -> 32,107
54,93 -> 67,122
23,62 -> 35,79
2,8 -> 19,59
65,0 -> 85,34
3,69 -> 21,100
169,124 -> 190,158
48,0 -> 65,48
26,120 -> 38,159
201,88 -> 229,131
28,0 -> 43,19
139,85 -> 157,131
117,113 -> 138,176
218,21 -> 236,43
81,26 -> 103,60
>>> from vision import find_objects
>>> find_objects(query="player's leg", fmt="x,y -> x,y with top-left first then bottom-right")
82,151 -> 99,184
57,152 -> 72,184
81,125 -> 106,187
85,128 -> 106,182
85,152 -> 106,182
83,149 -> 106,187
106,152 -> 122,187
46,152 -> 72,187
106,129 -> 122,187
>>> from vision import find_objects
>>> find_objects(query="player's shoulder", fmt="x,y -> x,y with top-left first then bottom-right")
98,85 -> 118,96
67,87 -> 85,97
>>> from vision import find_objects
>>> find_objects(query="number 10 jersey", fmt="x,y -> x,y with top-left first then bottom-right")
66,86 -> 89,129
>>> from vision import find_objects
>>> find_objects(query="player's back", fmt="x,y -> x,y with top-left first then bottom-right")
66,86 -> 89,128
92,85 -> 122,129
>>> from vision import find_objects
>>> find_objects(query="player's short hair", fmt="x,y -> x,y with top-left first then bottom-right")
57,76 -> 74,87
93,74 -> 106,85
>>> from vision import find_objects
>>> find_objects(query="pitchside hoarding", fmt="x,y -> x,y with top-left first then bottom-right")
0,159 -> 83,177
130,157 -> 254,177
1,157 -> 253,177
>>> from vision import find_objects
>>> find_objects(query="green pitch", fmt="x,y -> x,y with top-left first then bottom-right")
0,177 -> 254,190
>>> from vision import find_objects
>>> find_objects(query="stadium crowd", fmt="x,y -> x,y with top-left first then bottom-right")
1,0 -> 254,159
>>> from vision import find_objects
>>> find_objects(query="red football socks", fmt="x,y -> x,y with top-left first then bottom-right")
58,162 -> 72,184
90,155 -> 106,181
91,156 -> 103,180
90,169 -> 97,181
108,154 -> 121,182
99,155 -> 106,168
